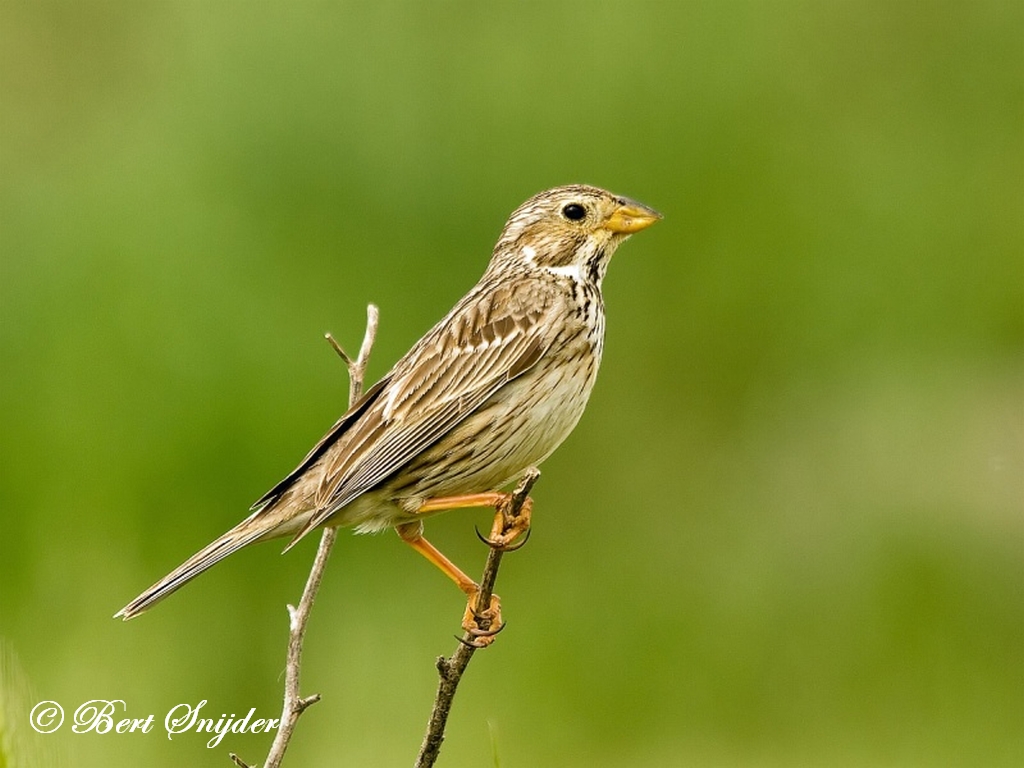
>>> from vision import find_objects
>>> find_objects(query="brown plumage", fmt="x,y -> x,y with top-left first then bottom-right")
116,184 -> 660,622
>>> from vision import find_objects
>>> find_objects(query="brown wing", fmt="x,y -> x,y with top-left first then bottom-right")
290,284 -> 556,540
250,373 -> 394,511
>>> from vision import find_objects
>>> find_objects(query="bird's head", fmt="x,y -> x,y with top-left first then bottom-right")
488,184 -> 661,287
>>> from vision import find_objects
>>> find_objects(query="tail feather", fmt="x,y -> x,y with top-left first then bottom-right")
115,518 -> 274,621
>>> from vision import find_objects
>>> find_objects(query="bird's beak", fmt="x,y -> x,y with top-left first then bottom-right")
603,199 -> 663,234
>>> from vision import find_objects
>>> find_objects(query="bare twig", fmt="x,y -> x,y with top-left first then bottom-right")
228,302 -> 530,768
414,468 -> 540,768
233,305 -> 379,768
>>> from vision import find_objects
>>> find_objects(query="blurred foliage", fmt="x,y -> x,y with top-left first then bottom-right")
1,2 -> 1021,766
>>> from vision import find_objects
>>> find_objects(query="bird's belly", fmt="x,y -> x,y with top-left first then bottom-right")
381,338 -> 601,513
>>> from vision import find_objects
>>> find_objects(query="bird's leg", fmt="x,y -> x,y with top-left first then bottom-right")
395,521 -> 502,644
415,492 -> 533,551
397,490 -> 534,645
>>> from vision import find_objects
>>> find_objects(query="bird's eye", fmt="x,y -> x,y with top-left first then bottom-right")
562,203 -> 587,221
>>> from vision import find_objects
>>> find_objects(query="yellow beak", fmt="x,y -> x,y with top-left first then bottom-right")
603,199 -> 662,234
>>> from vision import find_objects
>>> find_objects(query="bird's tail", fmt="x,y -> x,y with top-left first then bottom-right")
115,507 -> 294,621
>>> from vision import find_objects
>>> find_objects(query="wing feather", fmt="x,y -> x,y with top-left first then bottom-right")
290,289 -> 556,540
250,374 -> 393,511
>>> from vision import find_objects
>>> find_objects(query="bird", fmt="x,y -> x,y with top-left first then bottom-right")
116,184 -> 660,641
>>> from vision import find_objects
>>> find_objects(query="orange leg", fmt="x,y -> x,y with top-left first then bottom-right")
395,491 -> 534,646
396,521 -> 502,645
395,520 -> 478,595
415,492 -> 533,550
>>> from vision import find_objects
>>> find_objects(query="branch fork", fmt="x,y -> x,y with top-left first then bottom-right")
230,306 -> 535,768
231,306 -> 378,768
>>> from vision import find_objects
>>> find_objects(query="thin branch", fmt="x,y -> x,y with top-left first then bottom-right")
414,468 -> 540,768
232,305 -> 379,768
228,302 -> 530,768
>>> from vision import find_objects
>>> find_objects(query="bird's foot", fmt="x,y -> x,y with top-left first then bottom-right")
459,591 -> 503,648
476,494 -> 533,551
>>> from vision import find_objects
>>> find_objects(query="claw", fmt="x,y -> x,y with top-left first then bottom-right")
475,524 -> 531,552
500,526 -> 531,552
467,620 -> 506,638
474,524 -> 494,546
474,524 -> 532,551
482,495 -> 533,550
467,602 -> 493,623
461,592 -> 502,647
457,621 -> 505,648
456,622 -> 506,649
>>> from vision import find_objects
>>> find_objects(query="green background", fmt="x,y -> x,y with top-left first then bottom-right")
1,2 -> 1021,766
